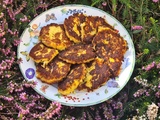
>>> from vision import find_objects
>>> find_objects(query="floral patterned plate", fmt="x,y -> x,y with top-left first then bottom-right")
17,5 -> 135,107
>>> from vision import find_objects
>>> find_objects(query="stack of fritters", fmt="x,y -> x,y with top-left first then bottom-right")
29,13 -> 128,95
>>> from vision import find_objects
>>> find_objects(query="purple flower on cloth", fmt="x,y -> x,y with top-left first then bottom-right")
107,80 -> 119,88
25,68 -> 35,79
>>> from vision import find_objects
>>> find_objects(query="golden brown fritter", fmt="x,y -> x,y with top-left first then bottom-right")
95,16 -> 114,29
92,26 -> 128,77
39,23 -> 72,51
92,26 -> 119,47
58,64 -> 86,95
29,42 -> 59,66
36,57 -> 71,84
64,13 -> 86,43
80,16 -> 114,44
83,57 -> 111,91
58,44 -> 96,64
80,16 -> 97,44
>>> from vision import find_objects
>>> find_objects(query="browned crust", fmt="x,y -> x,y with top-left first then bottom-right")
92,27 -> 128,77
64,13 -> 86,43
36,57 -> 71,84
29,42 -> 59,65
58,64 -> 86,95
81,58 -> 111,91
58,44 -> 96,64
39,23 -> 73,50
32,14 -> 128,93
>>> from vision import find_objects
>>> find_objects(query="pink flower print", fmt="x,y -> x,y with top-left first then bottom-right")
40,85 -> 49,93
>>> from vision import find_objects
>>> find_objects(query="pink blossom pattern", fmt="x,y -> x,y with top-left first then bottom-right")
40,85 -> 49,93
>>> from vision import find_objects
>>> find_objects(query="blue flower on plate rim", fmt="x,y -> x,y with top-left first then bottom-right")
61,8 -> 86,15
107,79 -> 119,88
25,68 -> 35,79
123,57 -> 130,69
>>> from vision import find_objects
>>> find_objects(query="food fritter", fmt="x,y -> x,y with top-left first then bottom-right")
81,16 -> 114,44
80,16 -> 97,44
58,44 -> 96,64
96,46 -> 123,77
95,16 -> 114,29
64,13 -> 86,43
92,26 -> 119,47
83,57 -> 111,91
36,57 -> 71,84
92,26 -> 128,77
39,23 -> 72,51
58,64 -> 86,95
29,42 -> 59,66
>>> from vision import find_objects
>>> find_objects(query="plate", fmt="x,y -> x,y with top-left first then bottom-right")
17,4 -> 135,107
